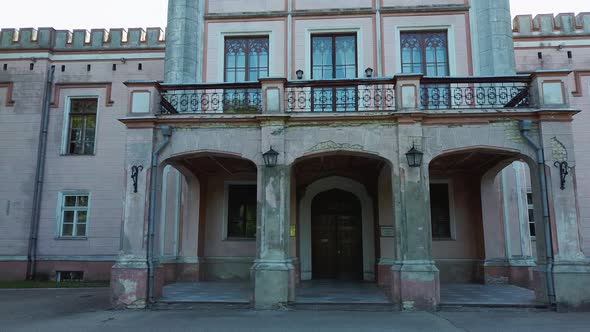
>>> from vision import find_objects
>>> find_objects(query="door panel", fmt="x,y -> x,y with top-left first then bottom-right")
311,189 -> 363,280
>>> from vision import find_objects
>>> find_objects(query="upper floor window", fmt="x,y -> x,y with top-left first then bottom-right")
401,31 -> 449,76
227,184 -> 257,239
224,36 -> 269,82
311,33 -> 357,79
58,193 -> 90,238
311,33 -> 357,111
67,98 -> 98,155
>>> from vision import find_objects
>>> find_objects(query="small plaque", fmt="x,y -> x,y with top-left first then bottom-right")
290,224 -> 296,237
380,226 -> 395,237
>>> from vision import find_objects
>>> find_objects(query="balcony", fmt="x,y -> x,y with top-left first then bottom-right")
154,71 -> 569,116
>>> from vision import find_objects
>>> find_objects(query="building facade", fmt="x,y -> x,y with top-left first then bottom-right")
1,0 -> 589,311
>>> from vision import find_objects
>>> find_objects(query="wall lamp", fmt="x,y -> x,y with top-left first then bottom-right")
296,69 -> 304,80
365,67 -> 374,78
263,147 -> 279,168
405,145 -> 424,168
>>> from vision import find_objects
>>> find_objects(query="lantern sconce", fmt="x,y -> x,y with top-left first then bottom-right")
405,145 -> 424,168
365,67 -> 374,78
131,165 -> 144,193
263,147 -> 279,168
296,69 -> 304,80
554,161 -> 574,190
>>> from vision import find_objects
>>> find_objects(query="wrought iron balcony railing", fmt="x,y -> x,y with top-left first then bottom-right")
285,78 -> 396,113
420,76 -> 531,110
159,82 -> 263,114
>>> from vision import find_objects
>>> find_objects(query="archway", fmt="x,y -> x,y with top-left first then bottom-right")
428,146 -> 546,305
299,176 -> 376,281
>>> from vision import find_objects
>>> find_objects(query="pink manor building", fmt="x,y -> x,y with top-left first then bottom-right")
1,0 -> 590,310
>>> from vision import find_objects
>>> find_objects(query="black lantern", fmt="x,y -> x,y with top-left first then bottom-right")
405,145 -> 423,168
296,69 -> 304,80
263,147 -> 279,167
365,67 -> 374,78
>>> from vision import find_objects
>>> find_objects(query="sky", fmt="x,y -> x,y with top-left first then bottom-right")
0,0 -> 587,30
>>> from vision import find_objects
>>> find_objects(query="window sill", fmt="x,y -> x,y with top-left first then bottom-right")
60,154 -> 96,157
55,236 -> 88,241
224,237 -> 256,242
433,238 -> 456,242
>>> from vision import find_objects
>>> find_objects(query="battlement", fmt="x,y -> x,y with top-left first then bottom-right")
0,27 -> 166,51
513,13 -> 590,37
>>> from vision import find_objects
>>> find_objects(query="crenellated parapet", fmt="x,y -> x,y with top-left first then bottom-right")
0,27 -> 166,51
513,13 -> 590,37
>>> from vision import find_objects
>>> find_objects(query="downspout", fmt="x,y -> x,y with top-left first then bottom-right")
27,65 -> 55,280
519,119 -> 556,306
147,126 -> 173,303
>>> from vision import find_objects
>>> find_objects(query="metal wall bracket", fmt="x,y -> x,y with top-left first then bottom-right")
554,161 -> 573,190
131,166 -> 144,193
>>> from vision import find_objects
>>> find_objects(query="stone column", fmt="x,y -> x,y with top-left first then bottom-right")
391,119 -> 440,311
165,0 -> 204,83
539,115 -> 590,311
252,119 -> 295,309
111,127 -> 155,309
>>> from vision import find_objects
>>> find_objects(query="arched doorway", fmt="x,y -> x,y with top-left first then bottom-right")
311,189 -> 363,280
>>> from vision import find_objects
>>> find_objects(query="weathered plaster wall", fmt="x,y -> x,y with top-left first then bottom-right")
514,14 -> 590,255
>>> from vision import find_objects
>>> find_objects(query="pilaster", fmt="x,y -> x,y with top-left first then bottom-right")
252,120 -> 294,309
391,120 -> 440,311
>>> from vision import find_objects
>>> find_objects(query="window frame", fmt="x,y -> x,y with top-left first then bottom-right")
310,32 -> 359,112
223,35 -> 270,83
429,179 -> 456,241
526,191 -> 536,239
61,96 -> 100,156
56,191 -> 91,239
395,25 -> 456,76
222,181 -> 257,241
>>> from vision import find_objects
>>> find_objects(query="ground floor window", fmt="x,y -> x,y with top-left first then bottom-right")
227,184 -> 257,238
58,193 -> 90,238
527,192 -> 536,237
430,182 -> 452,239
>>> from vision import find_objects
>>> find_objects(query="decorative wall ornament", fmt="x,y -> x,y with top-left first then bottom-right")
131,166 -> 144,193
554,161 -> 574,191
308,141 -> 364,153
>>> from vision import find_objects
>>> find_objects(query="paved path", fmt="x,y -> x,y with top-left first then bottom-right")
2,288 -> 590,331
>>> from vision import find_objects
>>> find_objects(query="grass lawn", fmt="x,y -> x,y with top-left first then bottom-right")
0,280 -> 110,289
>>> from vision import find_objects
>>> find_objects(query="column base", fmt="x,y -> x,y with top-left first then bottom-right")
484,258 -> 535,289
391,261 -> 440,311
553,261 -> 590,311
251,260 -> 294,309
110,260 -> 148,309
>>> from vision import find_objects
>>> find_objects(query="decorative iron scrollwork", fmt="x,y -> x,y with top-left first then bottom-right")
554,161 -> 574,190
131,166 -> 144,193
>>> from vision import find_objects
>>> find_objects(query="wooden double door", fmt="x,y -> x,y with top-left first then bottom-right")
311,189 -> 363,280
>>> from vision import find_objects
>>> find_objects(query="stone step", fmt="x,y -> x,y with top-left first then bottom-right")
290,303 -> 398,312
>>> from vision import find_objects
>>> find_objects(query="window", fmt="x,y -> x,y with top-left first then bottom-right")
400,31 -> 449,76
59,193 -> 89,238
430,183 -> 452,239
224,36 -> 269,82
224,36 -> 269,112
527,192 -> 536,237
227,185 -> 257,239
311,33 -> 357,111
401,31 -> 449,109
66,98 -> 98,155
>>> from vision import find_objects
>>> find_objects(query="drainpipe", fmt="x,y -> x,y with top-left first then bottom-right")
147,126 -> 173,303
27,65 -> 55,280
519,119 -> 556,306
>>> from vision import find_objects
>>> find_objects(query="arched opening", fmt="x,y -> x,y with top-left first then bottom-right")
156,151 -> 258,303
292,151 -> 394,304
428,147 -> 546,306
311,189 -> 363,280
